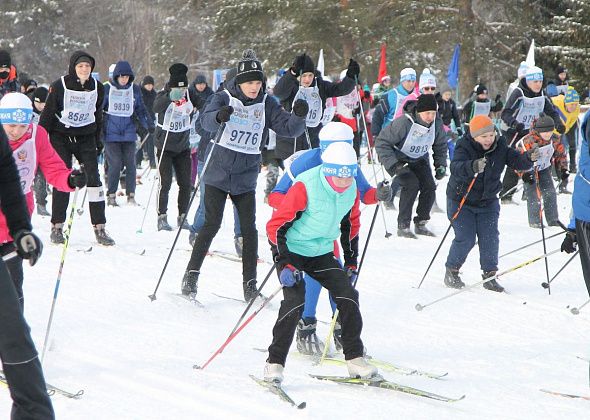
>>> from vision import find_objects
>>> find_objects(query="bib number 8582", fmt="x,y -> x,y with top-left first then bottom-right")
67,112 -> 90,122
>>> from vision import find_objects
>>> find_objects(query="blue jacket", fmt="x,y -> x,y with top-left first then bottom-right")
371,84 -> 413,137
570,112 -> 590,227
447,132 -> 533,207
102,61 -> 153,142
201,78 -> 305,195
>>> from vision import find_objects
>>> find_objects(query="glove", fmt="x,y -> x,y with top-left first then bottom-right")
363,89 -> 371,98
292,99 -> 309,118
391,161 -> 409,176
292,54 -> 307,75
471,157 -> 487,174
556,123 -> 566,134
346,59 -> 361,80
68,168 -> 87,189
96,138 -> 104,156
13,230 -> 43,266
435,166 -> 446,180
511,121 -> 525,132
216,105 -> 234,123
561,230 -> 577,254
279,264 -> 303,287
527,143 -> 540,161
345,265 -> 358,284
456,127 -> 463,137
376,181 -> 392,202
521,172 -> 534,184
494,94 -> 502,102
560,169 -> 570,181
148,126 -> 155,134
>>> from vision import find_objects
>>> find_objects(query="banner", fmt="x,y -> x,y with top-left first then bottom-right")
447,44 -> 461,90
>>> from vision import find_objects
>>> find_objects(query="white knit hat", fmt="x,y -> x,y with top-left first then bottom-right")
525,66 -> 543,81
419,69 -> 436,90
321,142 -> 358,178
0,92 -> 33,125
400,68 -> 416,82
517,61 -> 529,79
319,122 -> 354,152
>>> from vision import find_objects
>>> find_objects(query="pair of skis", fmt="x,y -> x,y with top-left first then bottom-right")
0,371 -> 83,399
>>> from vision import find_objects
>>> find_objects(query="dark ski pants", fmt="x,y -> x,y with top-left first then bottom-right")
187,184 -> 257,284
0,258 -> 54,420
575,219 -> 590,297
523,168 -> 559,225
445,198 -> 500,273
33,170 -> 48,206
105,141 -> 136,195
267,253 -> 364,366
396,159 -> 436,228
0,243 -> 24,309
50,133 -> 106,226
136,132 -> 156,167
156,148 -> 191,216
562,127 -> 577,170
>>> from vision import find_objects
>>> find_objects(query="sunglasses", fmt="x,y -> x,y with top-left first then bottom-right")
422,87 -> 436,91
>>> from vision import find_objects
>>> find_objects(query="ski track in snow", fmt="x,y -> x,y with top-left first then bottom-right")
2,162 -> 590,419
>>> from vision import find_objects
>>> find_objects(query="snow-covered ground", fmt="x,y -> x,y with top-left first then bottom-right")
1,160 -> 589,419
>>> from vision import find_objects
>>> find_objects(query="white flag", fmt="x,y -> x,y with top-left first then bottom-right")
526,39 -> 535,66
317,49 -> 325,77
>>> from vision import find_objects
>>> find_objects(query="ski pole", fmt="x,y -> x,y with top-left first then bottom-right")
194,284 -> 283,370
416,172 -> 479,289
41,187 -> 80,364
534,168 -> 551,295
137,104 -> 175,234
571,298 -> 590,315
415,248 -> 560,312
542,250 -> 578,289
76,187 -> 87,216
498,182 -> 522,200
499,231 -> 564,259
354,76 -> 391,238
148,123 -> 225,301
319,203 -> 380,365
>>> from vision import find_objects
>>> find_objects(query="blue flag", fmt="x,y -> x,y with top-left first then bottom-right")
447,44 -> 460,90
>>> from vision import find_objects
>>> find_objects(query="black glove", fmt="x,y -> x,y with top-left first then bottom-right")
13,230 -> 43,266
292,99 -> 309,118
96,138 -> 104,156
511,120 -> 525,132
456,127 -> 463,137
435,166 -> 446,180
521,172 -> 534,184
561,230 -> 577,253
560,169 -> 570,181
292,54 -> 307,76
346,59 -> 360,79
216,105 -> 234,123
68,168 -> 87,189
376,181 -> 392,202
471,157 -> 487,174
556,123 -> 566,134
391,162 -> 409,176
494,94 -> 502,102
148,126 -> 155,134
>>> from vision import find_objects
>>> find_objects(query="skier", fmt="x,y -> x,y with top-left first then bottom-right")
102,60 -> 154,207
436,88 -> 462,160
551,86 -> 580,175
273,53 -> 358,160
138,75 -> 157,169
561,109 -> 590,297
506,61 -> 529,101
499,66 -> 564,203
31,87 -> 51,216
0,124 -> 54,419
264,141 -> 377,383
39,51 -> 114,246
462,84 -> 503,126
0,50 -> 20,98
553,65 -> 569,95
152,63 -> 202,231
375,94 -> 448,238
371,67 -> 416,138
373,74 -> 392,102
444,115 -> 539,292
0,92 -> 86,305
267,122 -> 390,354
333,73 -> 368,157
515,115 -> 566,228
187,74 -> 214,189
182,49 -> 307,302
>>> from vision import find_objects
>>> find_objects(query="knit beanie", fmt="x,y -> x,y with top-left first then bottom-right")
33,87 -> 49,103
235,49 -> 264,85
469,115 -> 495,137
321,142 -> 358,178
517,62 -> 529,79
168,63 -> 189,88
319,122 -> 354,152
400,68 -> 416,82
295,54 -> 315,75
419,69 -> 436,89
75,55 -> 93,66
0,50 -> 11,68
142,75 -> 155,86
416,94 -> 438,113
194,74 -> 207,85
0,93 -> 33,125
476,84 -> 488,95
564,87 -> 580,104
525,66 -> 543,81
533,114 -> 555,133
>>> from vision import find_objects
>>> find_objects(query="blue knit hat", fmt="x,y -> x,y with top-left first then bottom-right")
565,87 -> 580,104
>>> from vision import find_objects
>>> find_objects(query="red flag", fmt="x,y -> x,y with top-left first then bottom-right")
378,43 -> 388,82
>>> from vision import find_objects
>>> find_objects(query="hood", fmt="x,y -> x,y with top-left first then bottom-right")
68,50 -> 96,77
112,61 -> 135,86
518,77 -> 543,98
225,78 -> 265,104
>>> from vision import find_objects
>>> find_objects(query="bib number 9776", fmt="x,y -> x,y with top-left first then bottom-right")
230,130 -> 259,145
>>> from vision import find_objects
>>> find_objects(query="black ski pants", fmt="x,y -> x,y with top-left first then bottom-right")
156,149 -> 191,216
267,253 -> 364,366
396,159 -> 436,228
0,257 -> 54,420
0,243 -> 24,309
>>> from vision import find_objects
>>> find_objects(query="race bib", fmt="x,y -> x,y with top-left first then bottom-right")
399,115 -> 435,159
515,93 -> 545,129
189,111 -> 201,148
534,143 -> 554,171
218,90 -> 266,154
107,85 -> 134,117
160,100 -> 192,133
12,127 -> 37,194
59,76 -> 97,128
472,100 -> 491,117
293,85 -> 322,128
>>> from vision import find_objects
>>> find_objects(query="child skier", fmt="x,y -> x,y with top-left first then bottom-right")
264,141 -> 377,383
444,115 -> 539,292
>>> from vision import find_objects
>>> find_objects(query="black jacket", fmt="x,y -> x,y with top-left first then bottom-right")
39,51 -> 105,140
189,80 -> 214,112
273,70 -> 355,160
141,86 -> 156,120
447,132 -> 533,207
435,93 -> 460,127
0,126 -> 32,237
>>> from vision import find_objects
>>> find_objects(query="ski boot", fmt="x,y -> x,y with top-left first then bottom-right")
127,192 -> 138,206
234,236 -> 243,258
347,357 -> 379,379
50,223 -> 65,244
36,203 -> 51,216
570,161 -> 577,174
558,181 -> 571,195
397,227 -> 417,239
444,267 -> 465,289
157,214 -> 173,231
263,362 -> 284,384
177,214 -> 190,230
482,271 -> 504,293
107,193 -> 119,207
296,317 -> 325,356
333,320 -> 343,352
181,270 -> 199,297
500,196 -> 514,205
243,278 -> 258,302
529,222 -> 543,229
94,224 -> 115,246
414,220 -> 435,237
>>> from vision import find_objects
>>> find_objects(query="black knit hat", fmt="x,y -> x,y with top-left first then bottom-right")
194,74 -> 207,85
294,54 -> 315,74
416,94 -> 438,113
33,86 -> 49,103
235,49 -> 264,85
142,75 -> 155,86
225,67 -> 238,82
533,114 -> 555,133
476,84 -> 488,95
168,63 -> 188,88
0,50 -> 11,68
